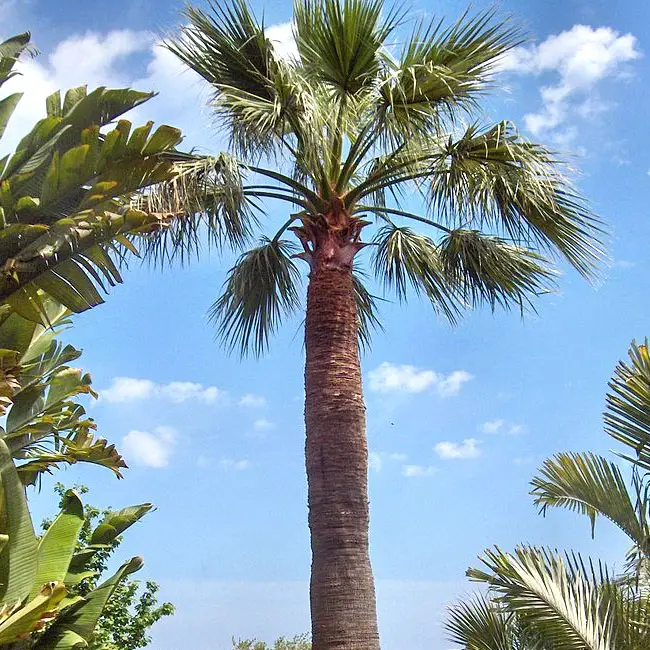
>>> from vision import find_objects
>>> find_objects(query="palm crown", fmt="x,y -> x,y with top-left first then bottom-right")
148,0 -> 603,355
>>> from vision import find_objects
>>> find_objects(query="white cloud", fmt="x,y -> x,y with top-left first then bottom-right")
500,25 -> 641,140
369,452 -> 383,473
1,30 -> 151,154
369,451 -> 408,473
480,419 -> 523,435
368,363 -> 472,397
436,371 -> 474,397
481,419 -> 505,434
402,465 -> 436,478
101,377 -> 155,402
220,458 -> 251,471
161,382 -> 226,404
266,22 -> 298,60
122,426 -> 176,468
253,418 -> 275,432
239,394 -> 268,408
434,439 -> 482,460
99,377 -> 228,405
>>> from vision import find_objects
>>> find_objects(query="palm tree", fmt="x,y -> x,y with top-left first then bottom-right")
146,2 -> 604,648
445,340 -> 650,650
529,338 -> 650,578
447,545 -> 650,650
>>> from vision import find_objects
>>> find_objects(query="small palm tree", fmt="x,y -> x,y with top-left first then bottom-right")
147,2 -> 604,649
446,340 -> 650,650
447,545 -> 650,650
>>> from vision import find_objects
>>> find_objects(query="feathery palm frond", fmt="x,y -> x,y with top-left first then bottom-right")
438,229 -> 556,312
0,301 -> 126,485
605,340 -> 650,471
0,132 -> 180,317
446,594 -> 519,650
469,546 -> 614,650
208,238 -> 302,356
531,452 -> 647,550
0,35 -> 186,324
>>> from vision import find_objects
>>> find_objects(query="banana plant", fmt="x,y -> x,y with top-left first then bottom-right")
0,33 -> 185,323
0,295 -> 125,485
0,435 -> 151,649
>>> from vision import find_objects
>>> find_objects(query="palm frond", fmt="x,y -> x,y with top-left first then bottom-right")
0,302 -> 126,484
0,84 -> 184,322
446,594 -> 517,650
140,153 -> 258,264
531,452 -> 647,550
372,224 -> 460,322
438,229 -> 556,312
0,209 -> 168,319
469,546 -> 614,650
0,33 -> 32,143
168,0 -> 305,160
377,9 -> 523,141
605,340 -> 650,471
208,238 -> 302,356
294,0 -> 401,98
351,270 -> 383,350
428,121 -> 605,279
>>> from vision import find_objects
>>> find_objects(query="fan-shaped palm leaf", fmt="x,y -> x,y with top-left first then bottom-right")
438,229 -> 556,311
377,10 -> 522,140
208,238 -> 302,356
372,223 -> 460,321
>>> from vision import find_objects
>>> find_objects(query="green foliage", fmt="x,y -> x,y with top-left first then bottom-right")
144,0 -> 603,355
232,634 -> 311,650
0,30 -> 175,650
604,339 -> 650,471
0,447 -> 151,649
89,581 -> 173,650
208,238 -> 302,356
447,338 -> 650,650
0,297 -> 125,484
0,33 -> 185,324
44,484 -> 175,650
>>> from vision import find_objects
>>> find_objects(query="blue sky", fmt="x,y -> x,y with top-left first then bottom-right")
2,0 -> 650,648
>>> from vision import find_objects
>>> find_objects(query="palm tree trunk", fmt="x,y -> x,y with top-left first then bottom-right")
304,255 -> 380,650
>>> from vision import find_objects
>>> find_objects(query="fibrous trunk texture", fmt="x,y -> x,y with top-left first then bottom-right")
304,244 -> 380,650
